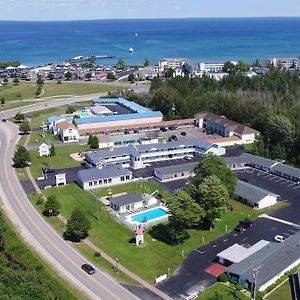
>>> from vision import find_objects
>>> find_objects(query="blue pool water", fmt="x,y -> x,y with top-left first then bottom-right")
131,208 -> 168,223
79,112 -> 89,117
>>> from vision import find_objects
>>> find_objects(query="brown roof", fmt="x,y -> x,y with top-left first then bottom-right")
195,112 -> 259,135
78,118 -> 194,135
57,122 -> 77,131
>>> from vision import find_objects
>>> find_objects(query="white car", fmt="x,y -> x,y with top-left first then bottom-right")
274,235 -> 285,243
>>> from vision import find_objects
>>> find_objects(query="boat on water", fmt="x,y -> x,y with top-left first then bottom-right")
135,32 -> 138,37
128,47 -> 134,53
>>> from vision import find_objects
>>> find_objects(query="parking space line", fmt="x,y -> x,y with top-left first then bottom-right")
282,232 -> 291,237
268,176 -> 277,180
293,185 -> 300,190
233,234 -> 238,237
264,174 -> 272,178
194,249 -> 205,254
223,239 -> 228,242
213,245 -> 218,248
287,183 -> 297,187
275,178 -> 284,183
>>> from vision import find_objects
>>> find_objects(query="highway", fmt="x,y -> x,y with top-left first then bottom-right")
0,94 -> 141,300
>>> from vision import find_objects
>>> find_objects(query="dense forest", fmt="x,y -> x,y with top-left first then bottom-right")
0,211 -> 77,300
124,69 -> 300,166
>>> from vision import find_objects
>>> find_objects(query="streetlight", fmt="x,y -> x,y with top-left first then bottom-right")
167,267 -> 170,276
181,249 -> 184,257
225,224 -> 228,232
202,237 -> 205,244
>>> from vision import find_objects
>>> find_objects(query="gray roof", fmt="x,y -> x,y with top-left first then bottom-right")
223,153 -> 278,169
154,162 -> 197,176
77,166 -> 132,182
110,192 -> 143,207
85,147 -> 131,165
235,180 -> 279,204
271,163 -> 300,180
226,231 -> 300,288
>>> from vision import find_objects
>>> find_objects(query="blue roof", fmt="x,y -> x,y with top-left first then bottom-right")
75,111 -> 162,125
93,98 -> 151,113
48,115 -> 63,123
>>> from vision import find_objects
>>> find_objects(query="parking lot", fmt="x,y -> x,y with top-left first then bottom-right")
236,168 -> 300,224
157,217 -> 299,299
158,126 -> 219,142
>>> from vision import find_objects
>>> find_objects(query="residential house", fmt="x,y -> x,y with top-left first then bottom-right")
56,122 -> 79,143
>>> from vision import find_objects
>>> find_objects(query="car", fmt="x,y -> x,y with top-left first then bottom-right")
184,156 -> 192,160
160,127 -> 167,132
43,168 -> 55,174
234,224 -> 246,233
2,119 -> 7,122
180,131 -> 187,136
274,235 -> 285,243
169,126 -> 176,131
81,263 -> 96,275
170,135 -> 178,141
239,219 -> 253,228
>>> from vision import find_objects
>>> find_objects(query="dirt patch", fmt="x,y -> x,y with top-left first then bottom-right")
70,152 -> 84,162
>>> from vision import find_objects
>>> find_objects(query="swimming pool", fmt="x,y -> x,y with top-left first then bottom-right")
79,112 -> 90,117
131,207 -> 168,223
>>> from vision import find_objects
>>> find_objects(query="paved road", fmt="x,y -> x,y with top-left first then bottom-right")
0,96 -> 141,300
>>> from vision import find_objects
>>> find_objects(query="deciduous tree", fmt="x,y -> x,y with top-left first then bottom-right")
13,145 -> 30,168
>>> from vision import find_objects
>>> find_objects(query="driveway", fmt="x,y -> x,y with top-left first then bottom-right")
157,217 -> 299,299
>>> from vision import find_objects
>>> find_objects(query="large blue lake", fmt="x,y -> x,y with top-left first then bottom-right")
0,18 -> 299,66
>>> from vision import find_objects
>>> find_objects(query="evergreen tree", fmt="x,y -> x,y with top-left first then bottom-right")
13,145 -> 30,167
19,122 -> 31,134
90,136 -> 99,149
44,195 -> 61,216
50,145 -> 56,157
14,111 -> 25,122
64,209 -> 91,242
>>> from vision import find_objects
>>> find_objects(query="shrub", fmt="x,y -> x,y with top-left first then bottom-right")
235,284 -> 243,291
94,252 -> 101,257
218,273 -> 229,283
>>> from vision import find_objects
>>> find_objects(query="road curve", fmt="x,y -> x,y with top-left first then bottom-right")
0,95 -> 140,300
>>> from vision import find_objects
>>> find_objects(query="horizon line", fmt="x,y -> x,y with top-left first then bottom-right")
0,16 -> 300,22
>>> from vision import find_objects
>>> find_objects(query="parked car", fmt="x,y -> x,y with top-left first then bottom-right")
170,135 -> 178,141
43,168 -> 55,174
274,235 -> 285,243
81,263 -> 96,275
239,219 -> 253,228
184,156 -> 192,160
2,119 -> 7,122
169,126 -> 176,130
160,127 -> 167,132
181,131 -> 187,136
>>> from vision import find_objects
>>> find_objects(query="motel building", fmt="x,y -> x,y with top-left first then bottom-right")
56,122 -> 79,143
76,166 -> 132,190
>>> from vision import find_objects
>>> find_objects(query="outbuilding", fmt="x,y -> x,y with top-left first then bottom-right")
38,143 -> 50,157
109,193 -> 144,214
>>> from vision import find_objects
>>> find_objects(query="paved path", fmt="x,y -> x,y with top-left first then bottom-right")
260,214 -> 300,229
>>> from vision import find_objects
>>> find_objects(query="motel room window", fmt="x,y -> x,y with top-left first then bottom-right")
181,173 -> 184,176
89,181 -> 93,187
126,175 -> 130,180
121,176 -> 125,182
98,180 -> 102,185
94,181 -> 97,186
108,178 -> 112,183
104,179 -> 108,184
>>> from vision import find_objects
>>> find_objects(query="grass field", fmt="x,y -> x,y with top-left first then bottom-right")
197,283 -> 250,300
266,280 -> 292,300
29,144 -> 90,178
0,81 -> 122,102
0,207 -> 81,299
41,182 -> 283,283
0,100 -> 37,112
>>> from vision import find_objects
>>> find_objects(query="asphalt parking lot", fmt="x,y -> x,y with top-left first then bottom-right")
158,126 -> 219,141
236,168 -> 300,224
157,217 -> 299,299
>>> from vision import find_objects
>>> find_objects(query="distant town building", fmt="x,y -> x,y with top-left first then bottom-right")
268,57 -> 299,70
159,58 -> 187,70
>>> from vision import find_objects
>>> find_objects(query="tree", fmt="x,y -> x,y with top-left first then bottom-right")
0,211 -> 6,250
191,153 -> 237,196
0,98 -> 5,105
64,209 -> 91,241
66,106 -> 76,114
44,195 -> 61,216
64,71 -> 72,81
36,85 -> 42,96
144,58 -> 149,67
197,175 -> 229,227
47,73 -> 54,80
90,136 -> 99,149
165,68 -> 175,78
36,76 -> 44,85
13,145 -> 30,167
50,145 -> 56,157
13,78 -> 19,85
87,134 -> 93,145
14,111 -> 25,122
116,58 -> 125,70
128,73 -> 135,82
222,61 -> 236,73
107,72 -> 117,80
209,292 -> 224,300
19,122 -> 31,134
85,72 -> 92,80
166,190 -> 204,228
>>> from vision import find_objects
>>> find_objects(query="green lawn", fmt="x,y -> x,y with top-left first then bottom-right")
0,207 -> 81,299
197,283 -> 250,300
29,144 -> 90,178
0,100 -> 37,112
41,182 -> 283,283
29,130 -> 60,145
266,280 -> 292,300
0,81 -> 122,102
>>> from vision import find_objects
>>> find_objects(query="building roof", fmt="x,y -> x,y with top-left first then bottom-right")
226,231 -> 300,288
235,180 -> 279,204
217,240 -> 270,264
85,147 -> 131,165
77,166 -> 132,182
91,105 -> 113,115
194,112 -> 259,135
154,162 -> 197,177
48,115 -> 65,123
56,122 -> 77,131
271,163 -> 300,180
110,192 -> 143,207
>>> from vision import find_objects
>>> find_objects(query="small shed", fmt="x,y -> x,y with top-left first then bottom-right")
55,173 -> 66,186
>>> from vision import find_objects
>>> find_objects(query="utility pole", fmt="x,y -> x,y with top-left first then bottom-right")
252,265 -> 261,300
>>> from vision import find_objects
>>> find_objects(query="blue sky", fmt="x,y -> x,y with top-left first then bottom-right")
0,0 -> 299,21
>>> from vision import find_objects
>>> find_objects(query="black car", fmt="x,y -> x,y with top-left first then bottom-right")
169,126 -> 176,130
160,127 -> 167,132
170,135 -> 178,141
2,118 -> 7,122
234,224 -> 246,233
180,131 -> 186,136
81,263 -> 96,275
43,168 -> 55,174
239,219 -> 253,228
